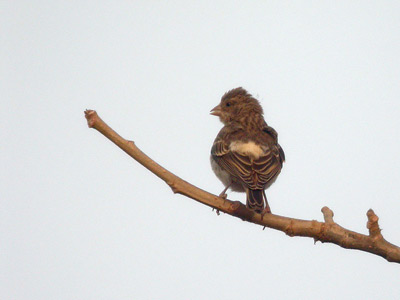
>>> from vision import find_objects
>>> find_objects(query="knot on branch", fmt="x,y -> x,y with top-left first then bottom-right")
315,222 -> 327,243
229,201 -> 254,221
338,233 -> 352,248
167,181 -> 179,194
285,220 -> 295,237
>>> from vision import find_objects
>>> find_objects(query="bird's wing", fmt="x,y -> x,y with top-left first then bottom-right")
263,125 -> 285,164
211,136 -> 283,190
253,144 -> 283,188
263,125 -> 278,140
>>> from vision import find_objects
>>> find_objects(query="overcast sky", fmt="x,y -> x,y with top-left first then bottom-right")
2,1 -> 400,299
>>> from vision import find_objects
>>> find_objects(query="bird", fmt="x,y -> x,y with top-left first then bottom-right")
210,87 -> 285,214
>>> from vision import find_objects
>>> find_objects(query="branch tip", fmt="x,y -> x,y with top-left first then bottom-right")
285,220 -> 295,237
230,201 -> 241,211
321,206 -> 334,224
366,209 -> 382,238
84,109 -> 98,128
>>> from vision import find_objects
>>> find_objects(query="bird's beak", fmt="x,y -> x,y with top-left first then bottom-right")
210,104 -> 221,117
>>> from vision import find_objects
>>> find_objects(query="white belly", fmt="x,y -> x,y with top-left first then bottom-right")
210,156 -> 231,187
210,155 -> 245,192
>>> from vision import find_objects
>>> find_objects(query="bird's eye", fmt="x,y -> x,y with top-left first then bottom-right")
226,102 -> 231,107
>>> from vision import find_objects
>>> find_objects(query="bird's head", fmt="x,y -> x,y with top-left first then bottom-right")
210,87 -> 264,125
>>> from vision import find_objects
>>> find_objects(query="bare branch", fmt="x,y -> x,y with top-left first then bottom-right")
84,109 -> 400,264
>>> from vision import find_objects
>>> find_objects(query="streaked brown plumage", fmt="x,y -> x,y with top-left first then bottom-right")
210,87 -> 284,213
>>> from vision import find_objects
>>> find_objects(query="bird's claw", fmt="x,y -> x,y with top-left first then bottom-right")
218,193 -> 228,199
212,208 -> 220,216
260,207 -> 271,220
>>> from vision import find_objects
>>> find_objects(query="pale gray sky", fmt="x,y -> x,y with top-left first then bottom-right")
2,1 -> 400,299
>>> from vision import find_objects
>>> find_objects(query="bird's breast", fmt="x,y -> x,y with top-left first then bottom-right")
210,155 -> 231,186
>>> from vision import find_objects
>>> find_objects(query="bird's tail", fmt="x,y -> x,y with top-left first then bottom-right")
246,189 -> 271,214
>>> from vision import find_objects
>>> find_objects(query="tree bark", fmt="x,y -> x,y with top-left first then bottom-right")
84,109 -> 400,264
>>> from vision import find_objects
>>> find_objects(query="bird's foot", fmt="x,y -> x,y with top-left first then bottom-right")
260,207 -> 271,220
218,192 -> 228,199
218,185 -> 230,199
212,208 -> 220,216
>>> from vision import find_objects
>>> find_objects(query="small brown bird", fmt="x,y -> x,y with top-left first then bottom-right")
210,87 -> 284,214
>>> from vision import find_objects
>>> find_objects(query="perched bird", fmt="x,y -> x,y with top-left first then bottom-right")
210,87 -> 285,214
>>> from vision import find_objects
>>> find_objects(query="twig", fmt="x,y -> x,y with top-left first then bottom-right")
84,109 -> 400,264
